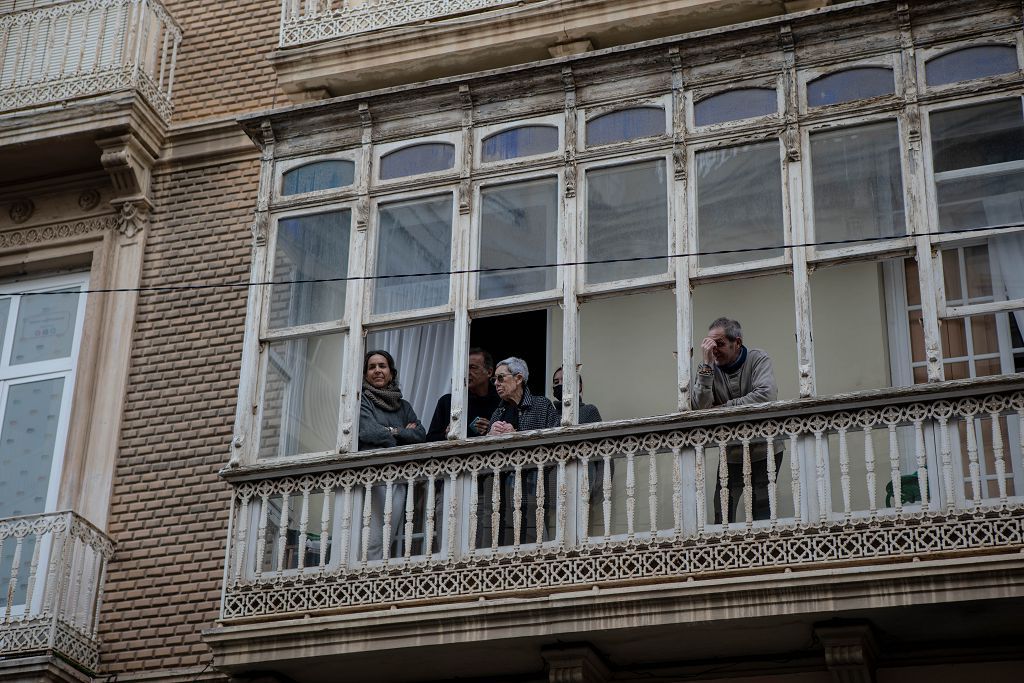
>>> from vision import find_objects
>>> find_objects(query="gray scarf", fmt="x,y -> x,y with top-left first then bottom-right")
363,379 -> 404,412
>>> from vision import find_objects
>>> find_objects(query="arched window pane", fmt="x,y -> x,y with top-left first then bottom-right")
695,88 -> 777,126
281,160 -> 354,196
807,67 -> 894,107
586,107 -> 665,146
380,143 -> 455,180
926,45 -> 1018,86
481,125 -> 559,162
374,195 -> 453,314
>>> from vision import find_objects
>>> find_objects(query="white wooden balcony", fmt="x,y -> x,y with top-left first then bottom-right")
0,0 -> 182,123
0,511 -> 114,674
279,0 -> 525,47
218,376 -> 1024,623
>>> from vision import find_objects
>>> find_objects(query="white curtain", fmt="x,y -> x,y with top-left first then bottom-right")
367,320 -> 453,427
990,232 -> 1024,334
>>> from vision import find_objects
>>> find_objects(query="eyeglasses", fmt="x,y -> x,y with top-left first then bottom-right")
492,373 -> 516,384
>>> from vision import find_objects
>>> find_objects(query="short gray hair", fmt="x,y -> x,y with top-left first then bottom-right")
709,317 -> 742,341
497,356 -> 529,383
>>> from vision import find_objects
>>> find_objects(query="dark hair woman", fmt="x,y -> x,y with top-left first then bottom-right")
359,349 -> 426,450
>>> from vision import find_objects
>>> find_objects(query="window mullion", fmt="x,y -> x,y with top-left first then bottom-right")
233,126 -> 277,467
448,87 -> 474,441
560,67 -> 580,426
671,51 -> 693,412
783,37 -> 815,399
900,26 -> 946,382
339,106 -> 375,454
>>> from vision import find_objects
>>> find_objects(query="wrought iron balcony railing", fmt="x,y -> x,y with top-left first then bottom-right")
278,0 -> 528,48
0,0 -> 182,122
0,511 -> 114,673
220,377 -> 1024,622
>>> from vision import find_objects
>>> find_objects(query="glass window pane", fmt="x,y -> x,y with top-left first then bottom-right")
259,334 -> 344,458
579,290 -> 676,422
0,378 -> 64,518
811,121 -> 905,244
970,315 -> 1000,355
585,160 -> 668,284
807,67 -> 895,107
363,321 -> 452,449
270,211 -> 350,329
941,318 -> 968,358
941,250 -> 963,302
694,88 -> 777,127
812,259 -> 900,395
281,160 -> 355,196
379,143 -> 455,180
481,126 -> 558,162
478,178 -> 558,300
926,45 -> 1018,86
0,298 -> 9,353
904,258 -> 921,306
930,99 -> 1024,231
909,310 -> 926,363
374,195 -> 453,315
963,245 -> 993,299
586,107 -> 665,146
696,141 -> 784,268
11,289 -> 81,365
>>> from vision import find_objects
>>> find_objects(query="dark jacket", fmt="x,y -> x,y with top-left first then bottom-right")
426,387 -> 501,441
489,387 -> 559,432
358,395 -> 426,450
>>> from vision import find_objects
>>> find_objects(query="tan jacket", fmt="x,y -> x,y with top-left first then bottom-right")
692,347 -> 779,463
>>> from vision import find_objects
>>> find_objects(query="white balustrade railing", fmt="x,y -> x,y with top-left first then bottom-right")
0,0 -> 182,122
279,0 -> 528,47
221,379 -> 1024,621
0,511 -> 114,673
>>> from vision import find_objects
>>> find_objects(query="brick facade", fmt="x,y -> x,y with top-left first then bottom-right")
100,161 -> 257,673
164,0 -> 286,122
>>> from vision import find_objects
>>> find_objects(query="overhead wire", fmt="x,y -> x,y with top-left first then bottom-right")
6,221 -> 1022,297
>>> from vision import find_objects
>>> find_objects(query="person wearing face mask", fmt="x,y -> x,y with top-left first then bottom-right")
359,349 -> 426,450
551,366 -> 602,424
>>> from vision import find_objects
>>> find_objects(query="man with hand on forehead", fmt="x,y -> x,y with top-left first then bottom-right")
693,317 -> 780,523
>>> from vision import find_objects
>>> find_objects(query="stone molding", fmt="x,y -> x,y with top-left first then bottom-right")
0,214 -> 115,251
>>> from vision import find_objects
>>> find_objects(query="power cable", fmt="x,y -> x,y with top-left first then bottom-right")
7,221 -> 1022,297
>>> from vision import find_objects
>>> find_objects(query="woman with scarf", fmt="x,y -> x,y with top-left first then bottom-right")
359,349 -> 426,450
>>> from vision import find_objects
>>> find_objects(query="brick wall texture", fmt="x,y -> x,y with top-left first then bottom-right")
99,161 -> 257,673
164,0 -> 287,121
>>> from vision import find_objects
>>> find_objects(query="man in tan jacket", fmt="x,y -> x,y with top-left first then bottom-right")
693,317 -> 780,524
